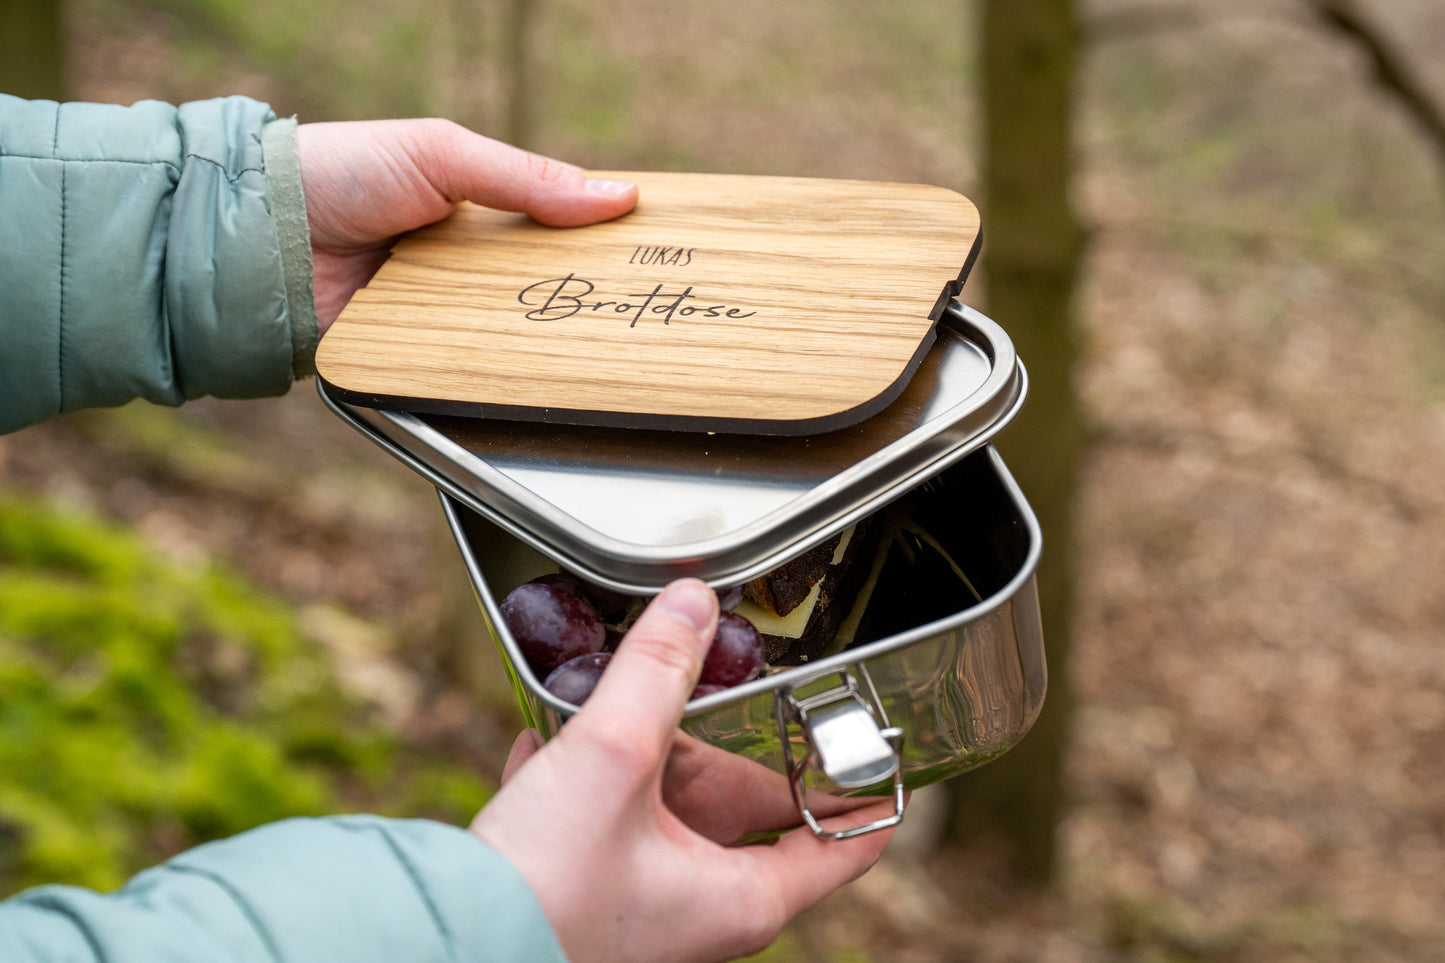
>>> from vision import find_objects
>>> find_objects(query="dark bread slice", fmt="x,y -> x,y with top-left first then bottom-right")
743,536 -> 840,617
822,509 -> 989,657
735,518 -> 880,665
773,518 -> 882,663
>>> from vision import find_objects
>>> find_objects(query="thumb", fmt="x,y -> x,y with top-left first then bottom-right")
571,579 -> 718,757
500,728 -> 545,784
426,123 -> 638,227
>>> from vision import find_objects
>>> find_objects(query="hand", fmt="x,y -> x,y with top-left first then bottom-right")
469,579 -> 897,963
295,120 -> 638,332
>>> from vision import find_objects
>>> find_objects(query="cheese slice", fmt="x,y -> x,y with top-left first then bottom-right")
732,523 -> 858,639
735,581 -> 823,640
827,530 -> 894,652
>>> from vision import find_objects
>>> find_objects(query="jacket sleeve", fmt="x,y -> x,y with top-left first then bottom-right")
0,815 -> 569,963
0,94 -> 319,435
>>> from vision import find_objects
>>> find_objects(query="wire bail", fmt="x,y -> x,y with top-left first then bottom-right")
775,668 -> 907,840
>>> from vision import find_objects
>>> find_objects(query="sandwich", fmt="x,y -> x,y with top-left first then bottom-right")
731,519 -> 881,664
733,504 -> 985,666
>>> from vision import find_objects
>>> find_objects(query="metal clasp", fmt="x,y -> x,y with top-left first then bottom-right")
775,669 -> 906,840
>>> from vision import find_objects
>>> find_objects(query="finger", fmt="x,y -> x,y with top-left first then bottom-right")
573,579 -> 718,758
740,798 -> 898,920
427,123 -> 638,227
500,728 -> 545,784
663,735 -> 876,844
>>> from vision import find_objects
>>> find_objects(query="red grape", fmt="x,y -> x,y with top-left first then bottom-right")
578,581 -> 635,624
506,577 -> 769,699
714,584 -> 743,611
689,682 -> 729,700
501,582 -> 606,675
529,572 -> 590,599
544,652 -> 613,706
531,572 -> 636,623
700,611 -> 765,687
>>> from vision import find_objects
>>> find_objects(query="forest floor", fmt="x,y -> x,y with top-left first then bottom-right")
4,0 -> 1445,960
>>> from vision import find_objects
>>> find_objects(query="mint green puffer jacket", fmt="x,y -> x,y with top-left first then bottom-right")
0,96 -> 567,962
0,816 -> 566,962
0,94 -> 315,433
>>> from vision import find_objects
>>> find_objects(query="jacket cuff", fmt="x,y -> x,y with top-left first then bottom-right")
261,116 -> 319,379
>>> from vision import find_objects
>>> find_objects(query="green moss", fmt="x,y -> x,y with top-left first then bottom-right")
739,931 -> 809,962
0,493 -> 494,896
394,764 -> 496,828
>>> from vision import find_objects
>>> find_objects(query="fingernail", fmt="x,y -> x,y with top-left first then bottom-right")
586,178 -> 635,198
658,579 -> 716,635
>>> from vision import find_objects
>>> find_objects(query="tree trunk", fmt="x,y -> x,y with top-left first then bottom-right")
0,0 -> 67,100
942,0 -> 1084,884
502,0 -> 536,149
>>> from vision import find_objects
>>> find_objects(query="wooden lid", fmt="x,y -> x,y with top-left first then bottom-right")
316,172 -> 981,434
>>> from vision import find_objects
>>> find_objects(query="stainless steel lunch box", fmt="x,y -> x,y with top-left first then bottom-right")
321,302 -> 1045,838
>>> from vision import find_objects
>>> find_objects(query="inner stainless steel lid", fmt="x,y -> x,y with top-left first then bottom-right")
319,301 -> 1025,591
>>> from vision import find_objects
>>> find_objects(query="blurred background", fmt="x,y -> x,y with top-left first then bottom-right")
2,0 -> 1444,959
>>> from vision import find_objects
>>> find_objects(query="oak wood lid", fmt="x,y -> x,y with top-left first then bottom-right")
315,172 -> 981,434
